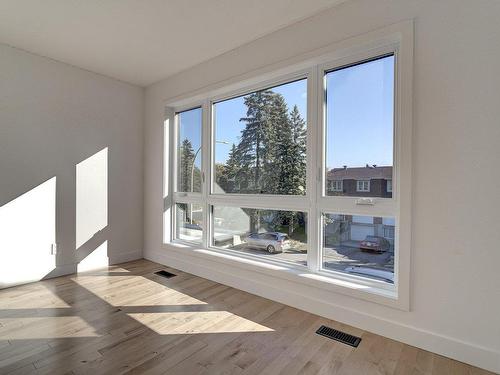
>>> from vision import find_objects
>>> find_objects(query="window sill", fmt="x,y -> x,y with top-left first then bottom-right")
162,241 -> 408,310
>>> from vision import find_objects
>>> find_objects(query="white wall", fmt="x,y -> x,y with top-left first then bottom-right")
143,0 -> 500,372
0,44 -> 143,286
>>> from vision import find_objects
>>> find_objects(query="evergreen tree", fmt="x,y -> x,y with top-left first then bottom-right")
269,101 -> 306,234
216,143 -> 242,193
238,90 -> 275,193
178,138 -> 199,192
192,166 -> 201,193
272,94 -> 295,195
225,143 -> 242,192
289,105 -> 307,194
214,163 -> 227,193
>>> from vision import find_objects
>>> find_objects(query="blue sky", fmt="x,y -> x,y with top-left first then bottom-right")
178,54 -> 394,169
178,107 -> 202,168
326,55 -> 394,169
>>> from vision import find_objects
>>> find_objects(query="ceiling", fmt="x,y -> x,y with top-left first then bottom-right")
0,0 -> 345,86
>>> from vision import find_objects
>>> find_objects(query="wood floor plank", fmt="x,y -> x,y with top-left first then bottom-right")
0,259 -> 494,375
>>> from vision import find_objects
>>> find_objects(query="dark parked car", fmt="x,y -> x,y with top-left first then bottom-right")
359,235 -> 390,253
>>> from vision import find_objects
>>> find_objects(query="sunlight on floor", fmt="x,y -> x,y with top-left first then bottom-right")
0,316 -> 99,340
127,310 -> 274,335
72,266 -> 131,277
118,296 -> 209,307
0,283 -> 71,309
108,266 -> 131,272
72,273 -> 209,306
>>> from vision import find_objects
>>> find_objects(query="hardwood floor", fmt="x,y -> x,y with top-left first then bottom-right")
0,259 -> 493,375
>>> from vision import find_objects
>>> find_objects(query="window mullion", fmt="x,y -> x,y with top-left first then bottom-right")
206,194 -> 308,212
201,99 -> 211,248
307,65 -> 320,272
164,108 -> 175,244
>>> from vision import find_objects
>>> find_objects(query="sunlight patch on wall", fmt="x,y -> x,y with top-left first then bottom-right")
0,177 -> 56,288
76,148 -> 108,249
77,240 -> 108,273
127,311 -> 273,335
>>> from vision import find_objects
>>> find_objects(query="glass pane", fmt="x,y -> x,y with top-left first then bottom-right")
213,79 -> 307,195
212,206 -> 307,266
177,108 -> 202,193
325,55 -> 394,198
322,213 -> 395,284
175,203 -> 203,244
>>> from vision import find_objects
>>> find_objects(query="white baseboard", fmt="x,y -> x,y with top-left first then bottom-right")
145,248 -> 500,374
0,264 -> 78,289
109,249 -> 143,265
46,263 -> 77,278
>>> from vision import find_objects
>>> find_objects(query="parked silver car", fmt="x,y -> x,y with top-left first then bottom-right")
245,232 -> 291,253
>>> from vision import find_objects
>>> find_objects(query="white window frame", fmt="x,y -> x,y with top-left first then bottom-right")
170,106 -> 206,245
162,21 -> 413,310
356,180 -> 370,192
172,202 -> 203,244
206,73 -> 311,270
331,180 -> 343,192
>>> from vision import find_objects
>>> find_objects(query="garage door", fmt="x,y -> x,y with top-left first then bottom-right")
350,224 -> 374,241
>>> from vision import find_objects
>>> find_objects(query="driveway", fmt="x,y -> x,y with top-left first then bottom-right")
226,243 -> 393,273
323,245 -> 394,272
185,232 -> 394,274
228,243 -> 307,266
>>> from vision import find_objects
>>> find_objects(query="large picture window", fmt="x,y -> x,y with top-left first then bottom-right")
164,28 -> 413,307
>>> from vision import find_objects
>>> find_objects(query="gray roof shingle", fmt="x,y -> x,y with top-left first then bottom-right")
327,166 -> 392,180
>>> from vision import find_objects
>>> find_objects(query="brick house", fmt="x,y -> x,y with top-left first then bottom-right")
326,165 -> 393,198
